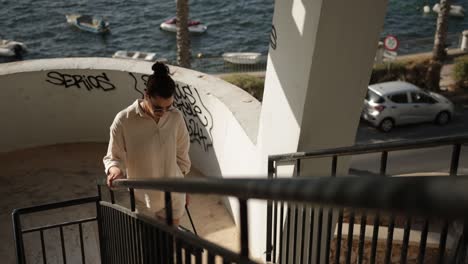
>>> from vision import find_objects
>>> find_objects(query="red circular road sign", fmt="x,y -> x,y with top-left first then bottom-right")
384,35 -> 399,51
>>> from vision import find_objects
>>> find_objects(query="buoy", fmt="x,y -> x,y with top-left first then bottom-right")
423,5 -> 431,13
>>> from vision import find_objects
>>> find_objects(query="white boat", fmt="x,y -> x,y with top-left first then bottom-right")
433,4 -> 465,17
0,39 -> 27,57
112,50 -> 167,62
222,52 -> 262,65
160,17 -> 207,34
66,14 -> 110,33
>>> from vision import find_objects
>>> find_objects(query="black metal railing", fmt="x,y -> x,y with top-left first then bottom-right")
12,135 -> 468,264
266,135 -> 468,264
97,185 -> 256,264
12,196 -> 100,264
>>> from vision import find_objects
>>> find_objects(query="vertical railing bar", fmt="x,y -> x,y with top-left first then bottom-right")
109,189 -> 115,204
40,230 -> 47,264
142,222 -> 150,264
165,192 -> 174,226
437,221 -> 449,264
168,232 -> 175,264
185,244 -> 192,264
133,218 -> 139,264
118,211 -> 125,264
195,249 -> 202,264
325,208 -> 333,264
102,206 -> 109,264
357,212 -> 367,264
334,209 -> 344,264
300,205 -> 307,264
136,219 -> 143,264
176,239 -> 182,264
293,204 -> 299,264
331,155 -> 337,177
112,208 -> 119,264
266,158 -> 275,263
96,187 -> 105,264
239,198 -> 249,258
292,159 -> 301,264
308,207 -> 315,264
207,252 -> 215,264
79,223 -> 86,264
129,188 -> 136,212
273,200 -> 278,263
60,226 -> 67,264
122,213 -> 129,264
279,202 -> 285,264
417,219 -> 429,264
127,215 -> 135,264
156,226 -> 163,264
117,210 -> 124,264
286,203 -> 291,264
12,211 -> 25,264
450,144 -> 461,176
380,151 -> 388,176
316,208 -> 323,264
384,215 -> 395,264
370,212 -> 380,264
326,155 -> 338,264
346,211 -> 355,264
400,216 -> 411,264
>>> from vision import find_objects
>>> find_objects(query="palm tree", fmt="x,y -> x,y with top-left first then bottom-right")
426,0 -> 450,91
432,0 -> 450,61
176,0 -> 191,68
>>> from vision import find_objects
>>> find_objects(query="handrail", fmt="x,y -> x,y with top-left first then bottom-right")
112,176 -> 468,219
268,134 -> 468,162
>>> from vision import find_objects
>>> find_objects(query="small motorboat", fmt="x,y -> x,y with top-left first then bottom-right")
433,3 -> 465,17
222,52 -> 262,65
66,14 -> 110,33
160,17 -> 207,34
112,50 -> 167,63
0,39 -> 27,57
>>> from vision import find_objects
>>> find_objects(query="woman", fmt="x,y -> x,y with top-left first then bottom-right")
103,62 -> 191,224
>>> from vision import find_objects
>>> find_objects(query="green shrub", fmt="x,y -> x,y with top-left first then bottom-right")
453,55 -> 468,88
222,74 -> 265,101
370,62 -> 406,84
370,59 -> 439,90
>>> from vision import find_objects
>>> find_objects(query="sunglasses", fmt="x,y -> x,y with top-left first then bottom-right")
152,105 -> 174,113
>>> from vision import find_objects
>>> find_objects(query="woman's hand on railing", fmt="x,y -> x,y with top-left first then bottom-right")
107,166 -> 125,188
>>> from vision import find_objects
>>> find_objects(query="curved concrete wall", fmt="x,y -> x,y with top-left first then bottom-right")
0,58 -> 261,178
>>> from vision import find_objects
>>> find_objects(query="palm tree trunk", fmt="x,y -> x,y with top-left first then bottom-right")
432,0 -> 450,61
426,0 -> 450,91
176,0 -> 191,68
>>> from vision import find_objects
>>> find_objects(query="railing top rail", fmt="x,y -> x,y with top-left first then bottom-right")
12,196 -> 99,216
113,176 -> 468,219
268,134 -> 468,162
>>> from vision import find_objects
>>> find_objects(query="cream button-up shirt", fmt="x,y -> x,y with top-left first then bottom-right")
103,99 -> 191,218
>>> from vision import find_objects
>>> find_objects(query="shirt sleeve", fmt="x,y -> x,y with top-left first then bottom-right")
176,115 -> 191,175
103,114 -> 127,175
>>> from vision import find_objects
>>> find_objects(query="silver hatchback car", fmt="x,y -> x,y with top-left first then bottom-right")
362,81 -> 454,132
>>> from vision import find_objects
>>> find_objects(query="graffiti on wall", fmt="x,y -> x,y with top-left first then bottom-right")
46,71 -> 116,91
270,25 -> 277,50
130,73 -> 214,152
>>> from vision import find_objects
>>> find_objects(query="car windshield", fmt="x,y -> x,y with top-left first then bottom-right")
365,89 -> 384,103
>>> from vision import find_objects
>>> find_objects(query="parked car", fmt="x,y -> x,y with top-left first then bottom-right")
362,81 -> 454,132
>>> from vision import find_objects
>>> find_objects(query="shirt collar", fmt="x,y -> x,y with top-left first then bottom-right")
134,99 -> 145,117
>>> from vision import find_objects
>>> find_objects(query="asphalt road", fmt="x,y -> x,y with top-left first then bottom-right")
351,109 -> 468,176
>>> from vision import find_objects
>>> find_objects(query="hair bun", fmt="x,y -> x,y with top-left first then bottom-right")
152,62 -> 169,78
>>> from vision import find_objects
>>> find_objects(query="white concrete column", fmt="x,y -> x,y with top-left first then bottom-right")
461,30 -> 468,51
250,0 -> 388,262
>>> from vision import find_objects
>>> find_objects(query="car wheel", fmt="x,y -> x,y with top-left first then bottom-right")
378,118 -> 394,132
435,111 -> 450,126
